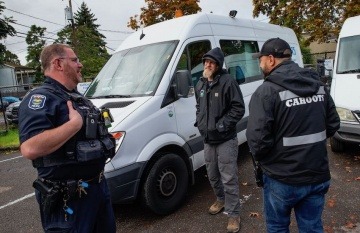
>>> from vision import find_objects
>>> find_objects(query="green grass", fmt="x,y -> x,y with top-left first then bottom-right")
0,127 -> 20,148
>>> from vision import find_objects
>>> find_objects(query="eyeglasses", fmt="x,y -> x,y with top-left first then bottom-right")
58,57 -> 81,64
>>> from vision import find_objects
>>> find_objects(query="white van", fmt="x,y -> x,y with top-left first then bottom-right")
85,12 -> 303,214
330,15 -> 360,152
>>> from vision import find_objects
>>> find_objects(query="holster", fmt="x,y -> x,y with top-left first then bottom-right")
33,179 -> 61,214
254,163 -> 264,187
250,154 -> 264,187
42,189 -> 61,214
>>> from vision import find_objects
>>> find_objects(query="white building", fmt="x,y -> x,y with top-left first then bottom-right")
0,62 -> 35,97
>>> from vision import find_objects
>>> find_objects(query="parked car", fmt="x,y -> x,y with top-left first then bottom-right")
0,100 -> 9,111
1,96 -> 20,111
5,101 -> 21,124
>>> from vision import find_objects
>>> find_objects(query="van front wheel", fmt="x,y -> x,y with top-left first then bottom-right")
142,153 -> 188,215
330,137 -> 345,152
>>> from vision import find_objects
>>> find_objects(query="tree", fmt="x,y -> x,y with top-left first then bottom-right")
299,39 -> 313,65
0,44 -> 20,65
128,0 -> 201,30
26,25 -> 46,82
74,25 -> 110,79
252,0 -> 360,44
0,1 -> 16,65
56,2 -> 110,79
0,1 -> 16,39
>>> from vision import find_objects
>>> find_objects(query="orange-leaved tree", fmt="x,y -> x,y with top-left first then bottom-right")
128,0 -> 201,30
252,0 -> 360,44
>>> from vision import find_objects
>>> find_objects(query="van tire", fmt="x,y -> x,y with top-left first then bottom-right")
330,137 -> 345,152
142,153 -> 188,215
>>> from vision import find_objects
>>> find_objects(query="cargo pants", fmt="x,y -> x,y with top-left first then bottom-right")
204,137 -> 240,217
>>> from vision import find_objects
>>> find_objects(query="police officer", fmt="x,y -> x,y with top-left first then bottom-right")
18,44 -> 116,232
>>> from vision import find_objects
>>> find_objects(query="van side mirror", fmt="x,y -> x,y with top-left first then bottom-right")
176,70 -> 194,98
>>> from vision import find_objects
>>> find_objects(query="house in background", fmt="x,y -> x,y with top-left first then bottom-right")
0,62 -> 35,97
309,39 -> 337,60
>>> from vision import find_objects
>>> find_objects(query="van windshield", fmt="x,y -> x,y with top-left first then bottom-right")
336,35 -> 360,74
85,41 -> 178,98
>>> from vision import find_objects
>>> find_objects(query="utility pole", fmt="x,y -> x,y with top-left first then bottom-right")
65,0 -> 76,52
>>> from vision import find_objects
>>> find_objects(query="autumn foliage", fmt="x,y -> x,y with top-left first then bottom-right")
128,0 -> 201,30
252,0 -> 360,44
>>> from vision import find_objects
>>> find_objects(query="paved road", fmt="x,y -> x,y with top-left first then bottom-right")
0,142 -> 359,233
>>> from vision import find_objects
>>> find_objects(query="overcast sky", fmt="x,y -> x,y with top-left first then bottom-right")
2,0 -> 267,65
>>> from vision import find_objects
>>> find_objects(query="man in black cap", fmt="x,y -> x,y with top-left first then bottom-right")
246,38 -> 340,232
194,47 -> 245,233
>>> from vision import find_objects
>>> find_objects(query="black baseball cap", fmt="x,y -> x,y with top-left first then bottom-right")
253,38 -> 292,58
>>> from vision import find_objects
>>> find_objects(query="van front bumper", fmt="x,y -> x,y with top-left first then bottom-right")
333,122 -> 360,144
104,162 -> 146,204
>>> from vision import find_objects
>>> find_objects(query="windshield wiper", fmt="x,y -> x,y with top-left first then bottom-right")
90,95 -> 131,99
338,69 -> 360,74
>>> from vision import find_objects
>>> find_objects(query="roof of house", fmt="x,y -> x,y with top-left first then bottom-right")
1,62 -> 35,71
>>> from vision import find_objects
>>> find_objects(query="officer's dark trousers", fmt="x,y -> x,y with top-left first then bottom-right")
35,178 -> 116,233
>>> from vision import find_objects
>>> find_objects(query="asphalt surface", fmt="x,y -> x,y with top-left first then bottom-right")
0,142 -> 359,233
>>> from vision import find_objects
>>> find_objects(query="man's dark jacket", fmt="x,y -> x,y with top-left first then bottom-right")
246,60 -> 340,185
195,47 -> 245,144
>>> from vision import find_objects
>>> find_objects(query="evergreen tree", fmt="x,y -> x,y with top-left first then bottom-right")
56,2 -> 110,79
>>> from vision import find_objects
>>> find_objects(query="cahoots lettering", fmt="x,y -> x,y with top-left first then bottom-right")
285,94 -> 325,107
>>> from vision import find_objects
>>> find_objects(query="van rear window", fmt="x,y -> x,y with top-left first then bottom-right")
336,35 -> 360,74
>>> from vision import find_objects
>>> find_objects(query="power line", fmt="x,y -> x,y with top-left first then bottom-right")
105,45 -> 115,51
12,47 -> 28,54
6,8 -> 132,35
6,8 -> 65,26
12,35 -> 27,39
4,7 -> 128,61
16,31 -> 57,41
10,22 -> 59,36
4,40 -> 26,46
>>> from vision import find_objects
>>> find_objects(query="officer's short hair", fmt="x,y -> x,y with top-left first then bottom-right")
40,44 -> 71,71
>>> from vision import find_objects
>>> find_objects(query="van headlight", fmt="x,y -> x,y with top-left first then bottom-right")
336,107 -> 358,123
111,131 -> 126,152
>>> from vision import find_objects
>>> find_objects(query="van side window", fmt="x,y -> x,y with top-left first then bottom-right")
220,40 -> 263,84
176,41 -> 212,86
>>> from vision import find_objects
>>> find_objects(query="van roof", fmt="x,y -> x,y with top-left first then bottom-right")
116,13 -> 298,52
339,15 -> 360,38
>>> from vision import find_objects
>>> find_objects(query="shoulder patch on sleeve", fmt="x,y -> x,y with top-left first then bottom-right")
28,94 -> 46,110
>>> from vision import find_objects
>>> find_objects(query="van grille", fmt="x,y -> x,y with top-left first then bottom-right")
12,107 -> 19,116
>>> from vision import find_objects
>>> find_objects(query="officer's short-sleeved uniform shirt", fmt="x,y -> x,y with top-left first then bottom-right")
18,77 -> 105,180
